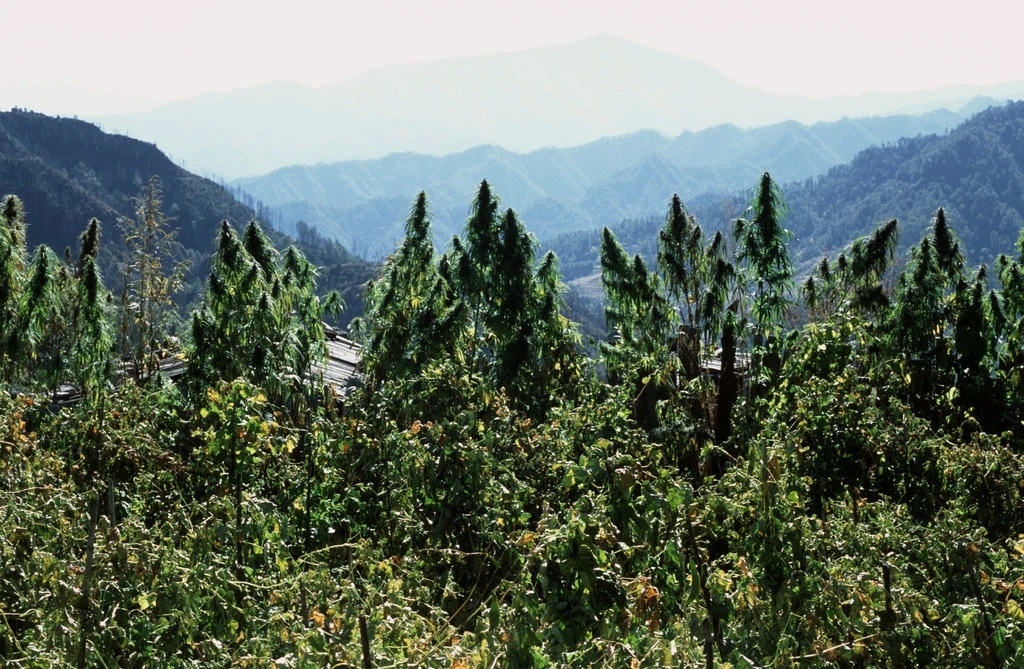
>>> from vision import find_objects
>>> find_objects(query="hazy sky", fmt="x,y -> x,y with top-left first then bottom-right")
2,0 -> 1022,107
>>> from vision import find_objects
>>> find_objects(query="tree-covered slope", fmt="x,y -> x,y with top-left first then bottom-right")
0,109 -> 375,322
0,109 -> 255,254
785,101 -> 1024,265
5,177 -> 1024,666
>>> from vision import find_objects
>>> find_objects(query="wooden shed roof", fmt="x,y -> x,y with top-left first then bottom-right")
43,329 -> 363,408
320,331 -> 363,390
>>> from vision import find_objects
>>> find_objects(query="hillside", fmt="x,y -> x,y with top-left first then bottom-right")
91,35 -> 1024,178
238,109 -> 968,258
784,101 -> 1024,265
0,109 -> 253,255
5,166 -> 1024,667
549,101 -> 1024,284
0,110 -> 375,320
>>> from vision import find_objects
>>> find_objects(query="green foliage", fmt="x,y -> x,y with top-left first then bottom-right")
0,195 -> 29,381
361,185 -> 583,420
599,226 -> 674,430
7,181 -> 1024,668
361,192 -> 456,385
876,209 -> 1016,430
188,220 -> 339,412
770,311 -> 944,519
72,256 -> 114,404
13,245 -> 63,385
735,172 -> 794,338
802,218 -> 899,317
942,432 -> 1024,541
117,177 -> 190,377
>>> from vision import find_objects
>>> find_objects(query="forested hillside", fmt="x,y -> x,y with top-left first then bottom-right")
3,172 -> 1024,666
0,109 -> 376,321
0,109 -> 253,253
785,101 -> 1024,265
235,108 -> 968,257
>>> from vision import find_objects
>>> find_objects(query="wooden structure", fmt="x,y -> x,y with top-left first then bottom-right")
701,348 -> 751,377
43,329 -> 363,408
320,328 -> 363,391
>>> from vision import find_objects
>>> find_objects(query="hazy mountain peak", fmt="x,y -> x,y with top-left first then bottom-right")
89,36 -> 1024,179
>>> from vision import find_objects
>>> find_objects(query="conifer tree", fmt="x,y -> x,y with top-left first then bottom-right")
457,180 -> 502,366
190,221 -> 271,393
277,244 -> 341,575
280,245 -> 342,396
0,195 -> 28,379
16,245 -> 63,386
600,226 -> 673,429
78,218 -> 101,272
117,177 -> 189,378
529,250 -> 583,410
190,220 -> 337,407
451,182 -> 580,407
73,258 -> 113,405
363,186 -> 580,416
802,219 -> 899,317
362,192 -> 450,385
490,208 -> 536,391
953,267 -> 992,375
885,209 -> 968,418
887,210 -> 964,359
994,229 -> 1024,428
658,194 -> 733,380
731,174 -> 795,494
734,172 -> 794,356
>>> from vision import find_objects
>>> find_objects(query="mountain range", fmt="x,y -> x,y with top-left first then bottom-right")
548,100 -> 1024,295
235,108 -> 976,258
784,101 -> 1024,265
86,35 -> 1024,179
5,99 -> 1024,330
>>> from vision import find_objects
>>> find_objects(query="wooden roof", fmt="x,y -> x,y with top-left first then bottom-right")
320,331 -> 363,390
43,330 -> 363,408
701,349 -> 751,375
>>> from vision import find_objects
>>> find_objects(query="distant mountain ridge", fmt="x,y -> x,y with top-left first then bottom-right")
547,100 -> 1024,289
236,108 -> 971,257
88,35 -> 1024,178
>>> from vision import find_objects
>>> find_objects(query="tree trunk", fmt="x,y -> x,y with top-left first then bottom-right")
714,318 -> 737,446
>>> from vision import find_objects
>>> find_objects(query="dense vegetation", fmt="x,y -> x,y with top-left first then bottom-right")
3,171 -> 1024,667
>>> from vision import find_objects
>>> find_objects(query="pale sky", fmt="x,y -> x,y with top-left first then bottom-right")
2,0 -> 1023,108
